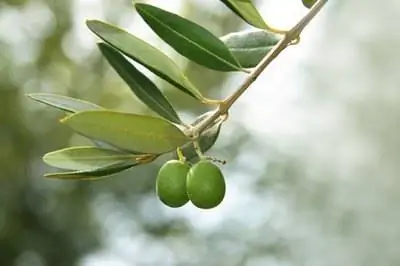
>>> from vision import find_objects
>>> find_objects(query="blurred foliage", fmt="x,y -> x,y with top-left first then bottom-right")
2,0 -> 400,266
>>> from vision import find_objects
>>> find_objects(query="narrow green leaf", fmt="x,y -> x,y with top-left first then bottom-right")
220,29 -> 280,68
176,111 -> 222,162
43,146 -> 137,171
44,162 -> 135,180
220,0 -> 268,29
98,43 -> 182,124
27,93 -> 128,151
27,93 -> 103,113
61,110 -> 190,154
86,20 -> 204,101
135,3 -> 243,72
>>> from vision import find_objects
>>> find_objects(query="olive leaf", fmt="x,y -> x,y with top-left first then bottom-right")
27,93 -> 103,113
219,0 -> 269,29
135,3 -> 243,72
44,162 -> 135,180
220,29 -> 281,68
60,110 -> 191,154
27,93 -> 126,151
43,146 -> 137,171
86,20 -> 205,101
98,43 -> 182,124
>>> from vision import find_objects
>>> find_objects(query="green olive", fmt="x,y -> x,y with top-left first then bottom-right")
186,160 -> 225,209
302,0 -> 317,9
156,160 -> 190,208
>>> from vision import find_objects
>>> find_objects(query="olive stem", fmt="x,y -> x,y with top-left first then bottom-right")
176,147 -> 186,162
191,0 -> 328,136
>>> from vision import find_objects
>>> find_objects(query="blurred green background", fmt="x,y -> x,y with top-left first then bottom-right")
1,0 -> 400,265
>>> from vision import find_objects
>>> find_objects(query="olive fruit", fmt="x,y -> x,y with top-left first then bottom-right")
156,160 -> 190,208
186,160 -> 226,209
302,0 -> 317,9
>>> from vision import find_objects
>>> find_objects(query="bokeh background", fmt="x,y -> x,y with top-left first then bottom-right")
1,0 -> 399,265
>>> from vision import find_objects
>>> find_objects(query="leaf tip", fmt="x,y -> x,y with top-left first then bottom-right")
133,2 -> 145,9
86,19 -> 100,31
85,19 -> 95,25
43,173 -> 53,179
96,42 -> 106,49
26,92 -> 45,99
42,150 -> 58,167
42,153 -> 49,161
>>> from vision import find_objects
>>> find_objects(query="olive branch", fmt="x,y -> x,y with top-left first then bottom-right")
27,0 -> 329,185
192,0 -> 329,136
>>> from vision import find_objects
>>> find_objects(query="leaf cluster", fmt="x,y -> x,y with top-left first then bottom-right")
28,1 -> 284,180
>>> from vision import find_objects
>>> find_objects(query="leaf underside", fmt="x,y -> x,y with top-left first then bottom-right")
43,146 -> 137,171
27,93 -> 104,113
220,29 -> 281,68
44,162 -> 135,180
